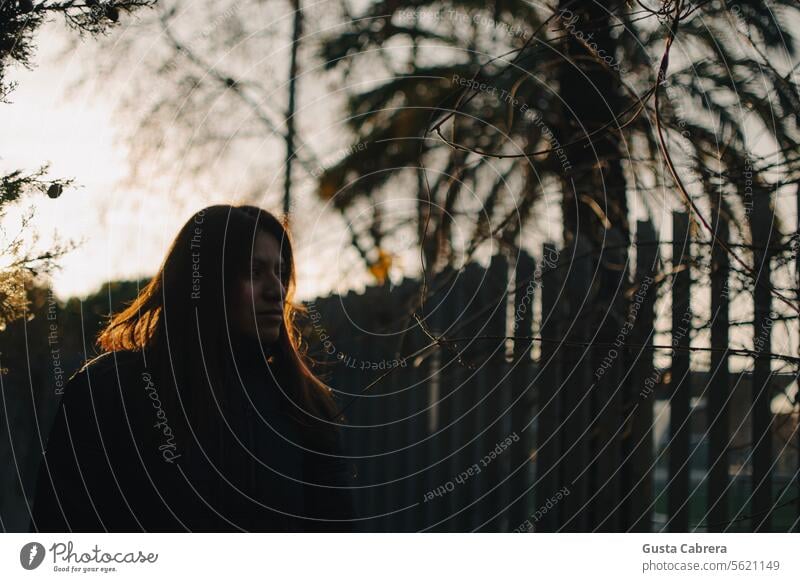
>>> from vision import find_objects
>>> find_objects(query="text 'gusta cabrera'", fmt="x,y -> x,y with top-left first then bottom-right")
643,544 -> 728,554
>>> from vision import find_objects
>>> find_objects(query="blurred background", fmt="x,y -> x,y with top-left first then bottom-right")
1,0 -> 799,532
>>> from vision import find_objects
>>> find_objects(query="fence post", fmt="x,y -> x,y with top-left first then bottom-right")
507,250 -> 536,530
796,183 -> 800,533
622,219 -> 659,531
347,289 -> 383,532
384,309 -> 408,533
591,225 -> 628,531
476,253 -> 510,531
443,266 -> 469,531
667,211 -> 692,532
708,200 -> 730,531
403,283 -> 433,531
449,262 -> 488,531
751,188 -> 774,532
559,236 -> 593,531
535,242 -> 563,532
426,266 -> 456,531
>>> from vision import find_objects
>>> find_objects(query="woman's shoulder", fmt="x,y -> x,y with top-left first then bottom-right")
74,349 -> 145,377
54,350 -> 159,457
62,350 -> 147,404
69,350 -> 149,386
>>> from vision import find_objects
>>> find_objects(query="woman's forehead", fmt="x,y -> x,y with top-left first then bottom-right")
250,231 -> 285,263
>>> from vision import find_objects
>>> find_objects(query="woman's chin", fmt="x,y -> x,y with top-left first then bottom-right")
256,326 -> 281,345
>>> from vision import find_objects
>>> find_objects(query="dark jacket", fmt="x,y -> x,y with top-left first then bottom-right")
30,347 -> 356,532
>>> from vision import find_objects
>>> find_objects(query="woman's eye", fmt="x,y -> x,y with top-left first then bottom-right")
250,265 -> 266,279
247,265 -> 286,283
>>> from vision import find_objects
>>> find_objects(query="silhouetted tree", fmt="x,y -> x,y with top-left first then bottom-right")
0,0 -> 154,328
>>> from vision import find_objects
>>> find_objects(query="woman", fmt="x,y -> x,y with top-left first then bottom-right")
31,205 -> 356,532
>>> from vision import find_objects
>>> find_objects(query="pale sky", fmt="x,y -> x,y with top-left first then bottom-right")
0,20 -> 378,303
0,24 -> 183,299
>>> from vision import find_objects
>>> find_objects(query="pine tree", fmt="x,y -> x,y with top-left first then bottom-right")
0,1 -> 154,328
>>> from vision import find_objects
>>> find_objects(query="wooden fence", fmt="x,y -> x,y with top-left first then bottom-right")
301,212 -> 799,532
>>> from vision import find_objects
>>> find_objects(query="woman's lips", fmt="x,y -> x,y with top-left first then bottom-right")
257,310 -> 283,318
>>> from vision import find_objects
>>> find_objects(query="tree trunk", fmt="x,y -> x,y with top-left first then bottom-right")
556,0 -> 630,531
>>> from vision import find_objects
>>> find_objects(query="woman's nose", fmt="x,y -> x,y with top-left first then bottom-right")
262,274 -> 285,301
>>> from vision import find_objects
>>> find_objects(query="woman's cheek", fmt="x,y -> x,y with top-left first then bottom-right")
244,282 -> 258,305
232,281 -> 256,330
236,280 -> 257,307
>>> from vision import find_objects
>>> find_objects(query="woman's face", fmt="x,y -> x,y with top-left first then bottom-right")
229,230 -> 287,345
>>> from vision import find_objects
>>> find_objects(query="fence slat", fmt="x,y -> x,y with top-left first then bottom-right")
507,250 -> 537,531
406,288 -> 433,531
591,226 -> 628,531
796,183 -> 800,534
477,253 -> 510,531
436,266 -> 493,531
667,211 -> 692,532
559,237 -> 593,531
536,242 -> 563,532
622,219 -> 659,532
444,269 -> 469,531
425,267 -> 454,531
454,262 -> 493,531
752,188 -> 774,532
708,201 -> 730,531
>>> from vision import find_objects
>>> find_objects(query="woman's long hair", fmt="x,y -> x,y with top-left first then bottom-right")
96,204 -> 341,454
